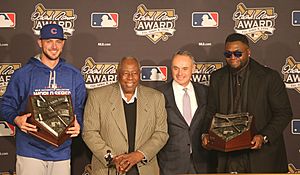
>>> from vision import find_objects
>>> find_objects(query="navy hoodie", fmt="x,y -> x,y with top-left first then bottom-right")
0,56 -> 86,161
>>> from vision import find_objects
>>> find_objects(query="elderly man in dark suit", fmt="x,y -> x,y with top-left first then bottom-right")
83,56 -> 168,175
202,33 -> 293,173
158,51 -> 217,175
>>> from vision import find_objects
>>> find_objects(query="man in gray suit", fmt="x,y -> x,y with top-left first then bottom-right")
83,56 -> 168,175
158,51 -> 217,175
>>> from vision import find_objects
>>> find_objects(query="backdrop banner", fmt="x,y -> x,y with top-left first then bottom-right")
0,1 -> 299,174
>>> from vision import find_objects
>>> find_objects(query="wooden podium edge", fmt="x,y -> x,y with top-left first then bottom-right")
178,172 -> 300,175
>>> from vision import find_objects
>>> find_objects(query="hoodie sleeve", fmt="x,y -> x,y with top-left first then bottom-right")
74,72 -> 87,128
0,70 -> 25,125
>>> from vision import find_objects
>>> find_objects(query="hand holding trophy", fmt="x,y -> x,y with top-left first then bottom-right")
26,95 -> 75,147
206,113 -> 255,152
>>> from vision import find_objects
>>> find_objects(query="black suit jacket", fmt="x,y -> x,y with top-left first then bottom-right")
205,58 -> 293,173
158,81 -> 217,175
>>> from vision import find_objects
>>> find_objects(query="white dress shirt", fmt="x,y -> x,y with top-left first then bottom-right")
172,80 -> 198,121
119,84 -> 138,104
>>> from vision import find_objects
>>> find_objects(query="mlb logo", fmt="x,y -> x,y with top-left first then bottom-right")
141,66 -> 167,81
292,11 -> 300,26
0,12 -> 16,28
91,13 -> 118,28
192,12 -> 218,27
291,119 -> 300,134
0,121 -> 15,136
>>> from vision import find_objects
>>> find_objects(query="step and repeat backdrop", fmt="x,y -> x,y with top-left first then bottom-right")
1,0 -> 300,174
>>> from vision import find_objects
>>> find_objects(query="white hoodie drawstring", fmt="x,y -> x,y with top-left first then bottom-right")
48,70 -> 57,89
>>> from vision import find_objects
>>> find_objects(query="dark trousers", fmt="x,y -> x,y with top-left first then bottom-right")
126,165 -> 139,175
188,154 -> 197,174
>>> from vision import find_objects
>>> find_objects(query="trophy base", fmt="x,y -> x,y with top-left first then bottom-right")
207,129 -> 254,152
26,95 -> 75,147
27,116 -> 74,147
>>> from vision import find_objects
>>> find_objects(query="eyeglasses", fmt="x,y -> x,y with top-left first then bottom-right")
224,50 -> 243,58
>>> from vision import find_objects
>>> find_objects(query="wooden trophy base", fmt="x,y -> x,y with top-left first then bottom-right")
207,113 -> 256,152
207,129 -> 254,152
27,116 -> 74,147
27,95 -> 74,147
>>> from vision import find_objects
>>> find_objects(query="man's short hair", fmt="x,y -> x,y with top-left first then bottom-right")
225,33 -> 249,47
172,50 -> 195,64
117,56 -> 141,72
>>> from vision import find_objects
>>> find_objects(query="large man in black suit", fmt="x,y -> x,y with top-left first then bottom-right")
158,51 -> 216,175
202,33 -> 293,173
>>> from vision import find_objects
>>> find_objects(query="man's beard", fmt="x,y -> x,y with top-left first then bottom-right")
228,58 -> 249,73
43,50 -> 61,61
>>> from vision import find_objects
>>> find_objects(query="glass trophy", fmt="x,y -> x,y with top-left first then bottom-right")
27,95 -> 74,147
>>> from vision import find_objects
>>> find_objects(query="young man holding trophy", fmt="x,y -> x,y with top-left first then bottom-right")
0,24 -> 86,175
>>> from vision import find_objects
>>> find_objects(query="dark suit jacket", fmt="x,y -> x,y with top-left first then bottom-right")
158,81 -> 217,175
205,58 -> 293,173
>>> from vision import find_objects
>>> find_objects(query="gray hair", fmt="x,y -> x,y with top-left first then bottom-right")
117,56 -> 141,72
172,50 -> 195,64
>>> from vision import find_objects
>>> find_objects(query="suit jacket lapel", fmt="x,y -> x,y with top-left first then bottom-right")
219,68 -> 230,114
164,82 -> 188,125
135,85 -> 149,145
166,82 -> 184,117
109,83 -> 128,140
247,59 -> 264,113
191,83 -> 206,126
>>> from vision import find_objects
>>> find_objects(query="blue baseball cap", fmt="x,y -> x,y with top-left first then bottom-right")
40,24 -> 66,40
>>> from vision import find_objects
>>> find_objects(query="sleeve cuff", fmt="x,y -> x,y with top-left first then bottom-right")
137,150 -> 148,164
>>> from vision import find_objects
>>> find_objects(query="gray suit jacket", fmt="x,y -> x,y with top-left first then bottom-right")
158,81 -> 217,175
83,83 -> 168,175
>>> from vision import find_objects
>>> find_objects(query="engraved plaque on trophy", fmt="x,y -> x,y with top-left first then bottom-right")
207,112 -> 255,152
27,95 -> 74,147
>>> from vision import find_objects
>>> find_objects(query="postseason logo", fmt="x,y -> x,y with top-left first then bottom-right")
281,56 -> 300,93
141,66 -> 167,81
133,4 -> 178,44
292,11 -> 300,26
91,13 -> 118,28
0,63 -> 21,96
233,3 -> 277,43
0,121 -> 15,136
291,119 -> 300,135
192,12 -> 218,27
192,62 -> 223,86
31,3 -> 77,38
81,57 -> 118,89
0,13 -> 16,28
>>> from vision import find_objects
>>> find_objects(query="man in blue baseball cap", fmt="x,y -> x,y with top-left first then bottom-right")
0,23 -> 86,175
